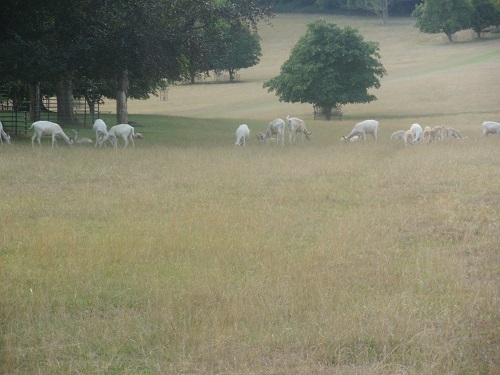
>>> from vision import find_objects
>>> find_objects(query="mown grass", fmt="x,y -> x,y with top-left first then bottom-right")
1,13 -> 500,374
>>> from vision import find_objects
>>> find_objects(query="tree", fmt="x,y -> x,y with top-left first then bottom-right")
179,27 -> 215,84
390,0 -> 424,16
470,0 -> 498,38
495,0 -> 500,26
0,0 -> 271,124
86,0 -> 270,123
179,20 -> 261,84
261,0 -> 422,16
0,0 -> 92,124
210,22 -> 262,82
412,0 -> 473,41
346,0 -> 393,25
496,0 -> 500,27
263,20 -> 386,120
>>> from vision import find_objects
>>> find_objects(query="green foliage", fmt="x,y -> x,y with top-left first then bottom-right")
0,0 -> 89,83
175,19 -> 262,84
413,0 -> 473,41
263,19 -> 386,118
0,0 -> 271,101
493,0 -> 500,27
469,0 -> 499,37
210,23 -> 262,82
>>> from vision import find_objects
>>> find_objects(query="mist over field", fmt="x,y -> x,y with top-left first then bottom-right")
1,14 -> 499,374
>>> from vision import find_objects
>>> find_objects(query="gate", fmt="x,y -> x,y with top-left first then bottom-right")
0,87 -> 28,135
0,83 -> 109,135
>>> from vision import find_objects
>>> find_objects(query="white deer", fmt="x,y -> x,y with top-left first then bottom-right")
482,121 -> 500,137
30,121 -> 73,148
72,129 -> 93,144
286,115 -> 312,144
0,121 -> 12,145
92,119 -> 109,147
341,120 -> 379,142
257,118 -> 285,146
410,124 -> 423,142
445,127 -> 467,140
98,124 -> 135,148
234,124 -> 250,147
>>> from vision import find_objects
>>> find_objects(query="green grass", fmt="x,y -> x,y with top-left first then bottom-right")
427,49 -> 500,74
1,13 -> 500,374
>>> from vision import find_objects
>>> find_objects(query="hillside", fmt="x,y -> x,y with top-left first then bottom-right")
101,14 -> 500,128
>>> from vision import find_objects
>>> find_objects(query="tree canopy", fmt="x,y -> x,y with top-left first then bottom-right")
181,21 -> 262,84
0,0 -> 271,124
412,0 -> 473,41
263,20 -> 386,119
210,22 -> 262,82
469,0 -> 500,38
413,0 -> 500,41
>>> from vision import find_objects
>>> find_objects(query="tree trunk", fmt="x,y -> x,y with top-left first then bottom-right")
322,105 -> 332,121
380,9 -> 388,25
116,70 -> 129,124
56,80 -> 76,125
84,94 -> 96,115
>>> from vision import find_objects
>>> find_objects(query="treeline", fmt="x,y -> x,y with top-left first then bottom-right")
0,0 -> 271,125
261,0 -> 422,16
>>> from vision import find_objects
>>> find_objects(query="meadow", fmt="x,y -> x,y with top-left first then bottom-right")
1,14 -> 499,374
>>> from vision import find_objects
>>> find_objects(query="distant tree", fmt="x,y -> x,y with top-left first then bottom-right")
390,0 -> 424,16
412,0 -> 473,41
264,20 -> 386,119
182,21 -> 261,84
496,0 -> 500,27
210,22 -> 262,82
346,0 -> 393,24
262,0 -> 422,16
179,27 -> 215,84
469,0 -> 498,38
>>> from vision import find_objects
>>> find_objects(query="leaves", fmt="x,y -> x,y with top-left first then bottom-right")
0,0 -> 272,99
413,0 -> 473,40
263,19 -> 386,112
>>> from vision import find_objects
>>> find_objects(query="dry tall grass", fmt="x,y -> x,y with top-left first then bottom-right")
1,12 -> 500,374
1,133 -> 499,373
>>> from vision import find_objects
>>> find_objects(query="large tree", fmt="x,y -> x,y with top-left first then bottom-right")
263,20 -> 386,120
412,0 -> 473,41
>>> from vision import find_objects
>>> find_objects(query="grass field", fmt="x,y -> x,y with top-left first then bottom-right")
1,14 -> 500,374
